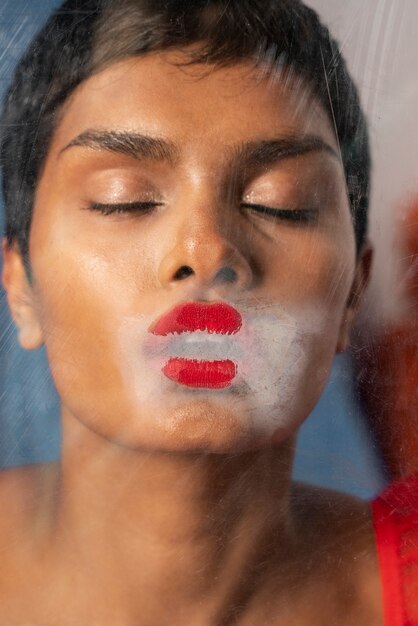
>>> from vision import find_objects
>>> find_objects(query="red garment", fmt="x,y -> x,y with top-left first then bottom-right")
372,473 -> 418,625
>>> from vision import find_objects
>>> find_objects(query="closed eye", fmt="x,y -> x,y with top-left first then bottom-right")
85,201 -> 163,215
241,203 -> 318,223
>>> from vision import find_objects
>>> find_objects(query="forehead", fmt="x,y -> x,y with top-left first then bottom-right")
51,51 -> 338,159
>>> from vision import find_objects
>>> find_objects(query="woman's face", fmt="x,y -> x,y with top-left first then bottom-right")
22,51 -> 362,453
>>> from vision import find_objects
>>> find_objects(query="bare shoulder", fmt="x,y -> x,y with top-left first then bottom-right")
243,483 -> 383,625
289,482 -> 383,624
0,462 -> 58,543
290,481 -> 378,577
0,461 -> 58,498
290,481 -> 373,545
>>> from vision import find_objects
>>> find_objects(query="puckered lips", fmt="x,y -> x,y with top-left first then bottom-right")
149,302 -> 242,389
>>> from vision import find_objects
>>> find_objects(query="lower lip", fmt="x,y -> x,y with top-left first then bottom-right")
162,358 -> 237,389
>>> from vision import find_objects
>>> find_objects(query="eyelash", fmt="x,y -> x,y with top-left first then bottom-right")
85,201 -> 317,223
241,203 -> 318,223
86,201 -> 162,215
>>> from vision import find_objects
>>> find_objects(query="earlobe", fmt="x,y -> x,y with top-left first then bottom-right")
336,242 -> 373,353
1,239 -> 44,350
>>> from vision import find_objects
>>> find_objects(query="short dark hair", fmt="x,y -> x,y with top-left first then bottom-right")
1,0 -> 370,263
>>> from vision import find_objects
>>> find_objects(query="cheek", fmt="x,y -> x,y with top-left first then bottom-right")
261,231 -> 355,315
30,193 -> 160,299
30,243 -> 147,401
32,218 -> 158,327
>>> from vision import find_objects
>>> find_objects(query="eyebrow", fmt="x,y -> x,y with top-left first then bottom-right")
59,130 -> 178,163
59,129 -> 338,167
234,135 -> 339,168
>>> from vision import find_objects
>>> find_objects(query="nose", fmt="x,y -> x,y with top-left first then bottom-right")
157,201 -> 254,292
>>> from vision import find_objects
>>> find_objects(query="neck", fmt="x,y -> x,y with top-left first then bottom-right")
52,410 -> 297,623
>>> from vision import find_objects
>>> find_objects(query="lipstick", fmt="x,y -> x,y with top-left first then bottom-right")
162,358 -> 237,389
150,302 -> 242,389
150,302 -> 242,336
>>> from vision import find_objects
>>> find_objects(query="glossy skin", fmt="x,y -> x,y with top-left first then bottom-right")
1,51 -> 380,625
18,53 -> 356,451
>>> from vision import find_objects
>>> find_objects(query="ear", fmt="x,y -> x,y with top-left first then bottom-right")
336,242 -> 373,353
1,239 -> 44,350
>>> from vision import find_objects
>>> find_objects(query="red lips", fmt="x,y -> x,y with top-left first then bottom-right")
150,302 -> 242,389
162,358 -> 237,389
150,302 -> 242,336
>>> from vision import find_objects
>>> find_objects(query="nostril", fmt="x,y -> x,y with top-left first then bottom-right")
173,265 -> 194,280
214,267 -> 238,284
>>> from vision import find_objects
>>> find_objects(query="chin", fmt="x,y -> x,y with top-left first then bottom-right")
72,393 -> 298,455
153,399 -> 271,454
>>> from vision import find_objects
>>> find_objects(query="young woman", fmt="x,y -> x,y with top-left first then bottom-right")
0,0 -> 413,624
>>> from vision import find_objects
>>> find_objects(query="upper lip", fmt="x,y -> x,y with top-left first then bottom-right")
149,302 -> 243,336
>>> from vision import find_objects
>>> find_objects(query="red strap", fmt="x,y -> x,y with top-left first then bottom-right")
372,473 -> 418,626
